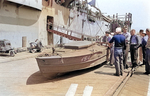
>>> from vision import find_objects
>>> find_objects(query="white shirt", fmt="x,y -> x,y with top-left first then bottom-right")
123,32 -> 131,42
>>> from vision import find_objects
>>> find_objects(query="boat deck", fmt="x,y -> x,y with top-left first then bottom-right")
0,51 -> 150,96
39,44 -> 107,57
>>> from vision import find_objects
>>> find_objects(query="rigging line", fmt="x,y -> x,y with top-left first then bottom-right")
95,21 -> 105,36
95,27 -> 101,36
94,2 -> 105,35
96,20 -> 104,32
94,21 -> 103,36
98,22 -> 105,35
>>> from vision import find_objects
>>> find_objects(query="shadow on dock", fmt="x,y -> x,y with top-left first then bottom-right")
94,71 -> 114,76
134,71 -> 146,75
94,64 -> 115,76
26,62 -> 106,85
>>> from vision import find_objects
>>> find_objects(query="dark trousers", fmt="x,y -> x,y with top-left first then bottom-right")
123,44 -> 129,68
142,46 -> 146,65
145,48 -> 150,73
130,45 -> 138,68
106,47 -> 110,62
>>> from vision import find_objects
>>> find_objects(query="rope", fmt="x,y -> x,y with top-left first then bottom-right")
95,21 -> 105,36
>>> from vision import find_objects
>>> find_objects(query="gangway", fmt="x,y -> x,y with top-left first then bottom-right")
47,24 -> 96,41
48,29 -> 82,41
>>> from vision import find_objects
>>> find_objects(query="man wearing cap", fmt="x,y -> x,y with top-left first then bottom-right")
109,27 -> 126,76
130,29 -> 141,69
122,27 -> 131,69
144,28 -> 150,74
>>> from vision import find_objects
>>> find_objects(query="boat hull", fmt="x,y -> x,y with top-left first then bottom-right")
36,47 -> 107,79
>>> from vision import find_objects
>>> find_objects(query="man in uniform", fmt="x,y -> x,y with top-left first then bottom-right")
130,29 -> 141,69
109,27 -> 126,76
122,27 -> 131,69
144,28 -> 150,74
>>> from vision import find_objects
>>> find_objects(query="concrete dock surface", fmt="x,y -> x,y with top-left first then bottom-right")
0,52 -> 150,96
118,65 -> 150,96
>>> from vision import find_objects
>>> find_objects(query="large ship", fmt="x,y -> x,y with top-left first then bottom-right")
0,0 -> 132,48
0,0 -> 132,79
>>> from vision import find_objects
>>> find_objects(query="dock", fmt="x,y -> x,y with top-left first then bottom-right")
0,52 -> 149,96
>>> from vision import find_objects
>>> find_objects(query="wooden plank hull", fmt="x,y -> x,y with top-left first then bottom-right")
36,44 -> 107,79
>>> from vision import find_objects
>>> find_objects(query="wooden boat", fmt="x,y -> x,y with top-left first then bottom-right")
36,41 -> 107,79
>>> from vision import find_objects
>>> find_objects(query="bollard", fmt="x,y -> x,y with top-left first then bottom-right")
22,36 -> 27,47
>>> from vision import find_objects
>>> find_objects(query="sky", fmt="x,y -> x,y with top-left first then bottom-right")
88,0 -> 150,32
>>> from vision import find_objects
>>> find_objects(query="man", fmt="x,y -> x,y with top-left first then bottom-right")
138,30 -> 144,64
109,27 -> 126,76
130,29 -> 141,69
109,33 -> 115,66
47,19 -> 53,30
102,31 -> 111,43
144,28 -> 150,74
141,31 -> 148,66
122,27 -> 131,69
102,31 -> 112,64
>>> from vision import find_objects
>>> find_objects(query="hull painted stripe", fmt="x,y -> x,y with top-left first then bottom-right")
65,84 -> 78,96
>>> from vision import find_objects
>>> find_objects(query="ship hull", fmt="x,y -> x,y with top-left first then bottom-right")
0,1 -> 110,48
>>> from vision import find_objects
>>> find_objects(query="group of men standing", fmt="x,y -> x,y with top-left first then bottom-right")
102,27 -> 150,76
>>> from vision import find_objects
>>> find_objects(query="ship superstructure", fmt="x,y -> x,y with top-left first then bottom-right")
0,0 -> 132,48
